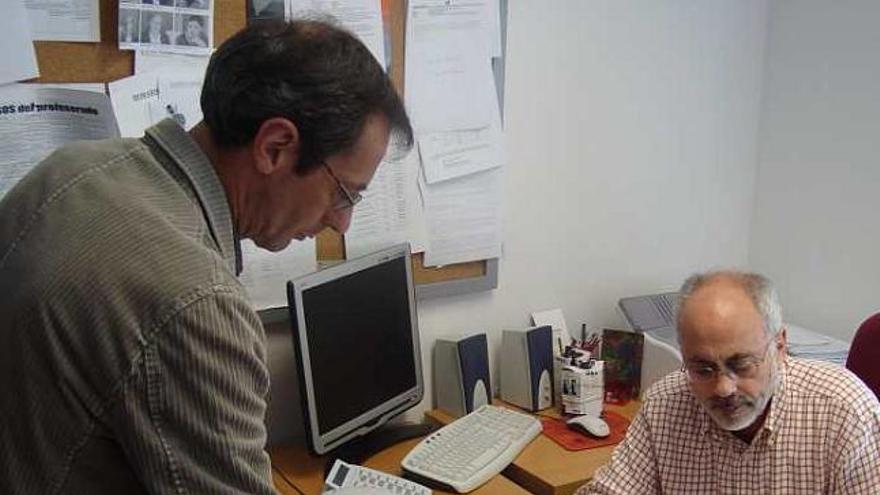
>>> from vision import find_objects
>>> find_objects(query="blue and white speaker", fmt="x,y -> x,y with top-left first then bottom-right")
500,325 -> 554,411
434,333 -> 492,418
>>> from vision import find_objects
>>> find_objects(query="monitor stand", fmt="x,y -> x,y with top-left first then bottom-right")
323,422 -> 437,477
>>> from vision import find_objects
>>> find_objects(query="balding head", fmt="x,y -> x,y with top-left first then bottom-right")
677,270 -> 783,338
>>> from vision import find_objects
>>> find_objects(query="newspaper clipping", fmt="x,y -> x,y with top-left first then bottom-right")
119,0 -> 213,55
0,85 -> 120,200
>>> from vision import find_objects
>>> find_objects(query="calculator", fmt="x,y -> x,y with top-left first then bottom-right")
322,459 -> 432,495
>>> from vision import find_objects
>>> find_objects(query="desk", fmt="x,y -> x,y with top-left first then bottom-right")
270,437 -> 531,495
425,401 -> 641,495
273,467 -> 304,495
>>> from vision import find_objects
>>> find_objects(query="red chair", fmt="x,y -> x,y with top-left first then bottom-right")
845,313 -> 880,399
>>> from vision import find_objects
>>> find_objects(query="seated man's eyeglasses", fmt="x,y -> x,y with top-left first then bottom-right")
322,162 -> 363,210
683,333 -> 779,383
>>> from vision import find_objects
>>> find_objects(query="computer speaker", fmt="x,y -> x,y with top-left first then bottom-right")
434,333 -> 492,418
500,325 -> 554,411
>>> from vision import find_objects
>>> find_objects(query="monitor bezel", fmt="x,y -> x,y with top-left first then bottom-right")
287,243 -> 423,455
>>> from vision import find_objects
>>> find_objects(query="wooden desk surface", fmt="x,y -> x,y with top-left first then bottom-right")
425,401 -> 641,495
270,437 -> 531,495
273,467 -> 304,495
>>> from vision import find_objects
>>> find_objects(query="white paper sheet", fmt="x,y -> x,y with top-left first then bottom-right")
532,308 -> 570,337
531,308 -> 571,353
40,83 -> 106,94
422,167 -> 502,267
109,72 -> 203,137
345,151 -> 427,259
150,77 -> 203,130
1,0 -> 39,85
118,1 -> 213,55
108,73 -> 160,137
405,0 -> 496,132
135,50 -> 211,77
238,238 -> 317,310
0,85 -> 119,199
289,0 -> 386,68
26,0 -> 100,42
418,86 -> 503,184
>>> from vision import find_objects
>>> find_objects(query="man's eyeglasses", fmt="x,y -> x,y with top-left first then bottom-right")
322,162 -> 362,211
683,334 -> 779,384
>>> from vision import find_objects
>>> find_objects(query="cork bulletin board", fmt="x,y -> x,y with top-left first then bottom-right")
29,0 -> 497,309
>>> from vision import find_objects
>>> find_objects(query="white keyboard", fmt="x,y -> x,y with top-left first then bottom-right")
401,405 -> 542,493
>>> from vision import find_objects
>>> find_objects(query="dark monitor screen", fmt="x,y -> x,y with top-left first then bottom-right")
287,244 -> 423,454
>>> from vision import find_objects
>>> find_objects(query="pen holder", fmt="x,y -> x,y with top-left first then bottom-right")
553,347 -> 590,413
560,360 -> 604,417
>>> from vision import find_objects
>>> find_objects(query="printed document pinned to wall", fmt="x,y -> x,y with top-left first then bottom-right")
0,85 -> 119,200
422,167 -> 503,267
418,75 -> 504,184
109,72 -> 203,137
406,0 -> 505,266
289,0 -> 386,69
26,0 -> 100,42
108,73 -> 160,137
150,77 -> 203,130
345,151 -> 428,259
119,0 -> 213,55
1,0 -> 39,85
405,0 -> 497,132
39,83 -> 107,94
135,50 -> 211,77
239,239 -> 317,310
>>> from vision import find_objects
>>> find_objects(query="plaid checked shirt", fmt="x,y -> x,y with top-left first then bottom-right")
576,358 -> 880,494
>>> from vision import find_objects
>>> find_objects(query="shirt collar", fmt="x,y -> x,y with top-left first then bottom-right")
145,119 -> 242,275
761,357 -> 789,442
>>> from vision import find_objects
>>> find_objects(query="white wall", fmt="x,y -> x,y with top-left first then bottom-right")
749,0 -> 880,340
265,0 -> 768,444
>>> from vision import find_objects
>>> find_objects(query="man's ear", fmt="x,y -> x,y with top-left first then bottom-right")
252,117 -> 300,175
776,327 -> 788,357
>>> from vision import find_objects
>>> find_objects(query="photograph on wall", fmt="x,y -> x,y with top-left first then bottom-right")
119,8 -> 141,44
118,0 -> 213,55
248,0 -> 286,22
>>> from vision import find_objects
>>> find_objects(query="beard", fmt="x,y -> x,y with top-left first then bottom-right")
701,354 -> 781,432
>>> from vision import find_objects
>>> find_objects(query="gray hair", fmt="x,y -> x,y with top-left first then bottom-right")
677,270 -> 783,337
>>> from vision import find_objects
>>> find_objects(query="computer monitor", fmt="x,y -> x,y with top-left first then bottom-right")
287,243 -> 424,456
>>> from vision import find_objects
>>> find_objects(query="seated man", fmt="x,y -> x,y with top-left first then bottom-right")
577,270 -> 879,494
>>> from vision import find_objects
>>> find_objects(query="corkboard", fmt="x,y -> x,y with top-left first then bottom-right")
30,0 -> 488,291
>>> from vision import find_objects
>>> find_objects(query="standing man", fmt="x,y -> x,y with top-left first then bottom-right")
577,271 -> 880,494
0,19 -> 412,494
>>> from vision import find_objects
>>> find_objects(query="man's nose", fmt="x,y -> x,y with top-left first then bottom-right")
713,372 -> 738,397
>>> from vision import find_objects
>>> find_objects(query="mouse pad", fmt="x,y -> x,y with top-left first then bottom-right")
540,411 -> 630,451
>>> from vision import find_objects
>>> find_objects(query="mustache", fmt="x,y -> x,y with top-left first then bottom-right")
710,395 -> 753,410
